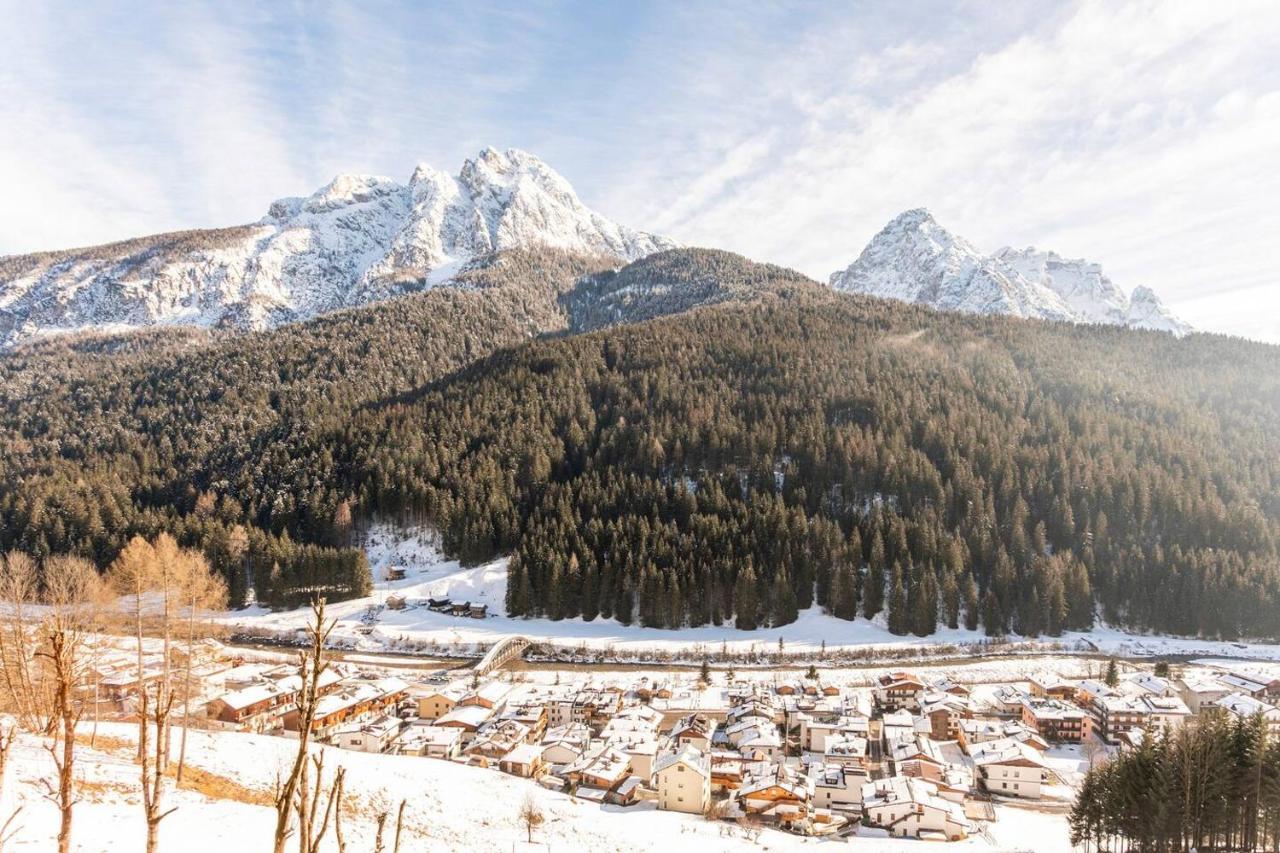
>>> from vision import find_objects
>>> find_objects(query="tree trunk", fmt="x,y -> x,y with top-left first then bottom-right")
176,594 -> 196,783
135,607 -> 145,762
56,674 -> 76,853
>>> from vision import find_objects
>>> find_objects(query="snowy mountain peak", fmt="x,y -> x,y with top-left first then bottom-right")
831,211 -> 1191,335
0,149 -> 675,347
830,209 -> 1075,321
302,173 -> 403,214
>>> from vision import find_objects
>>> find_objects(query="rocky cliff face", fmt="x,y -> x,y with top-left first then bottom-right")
0,148 -> 674,347
830,209 -> 1191,335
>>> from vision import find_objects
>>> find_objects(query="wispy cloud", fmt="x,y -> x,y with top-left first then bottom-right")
603,1 -> 1280,341
0,0 -> 1276,341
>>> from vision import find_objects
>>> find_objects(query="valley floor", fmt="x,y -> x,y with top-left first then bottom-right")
217,524 -> 1280,665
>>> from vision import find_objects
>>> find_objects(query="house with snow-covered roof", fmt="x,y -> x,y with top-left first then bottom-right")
735,764 -> 814,830
671,713 -> 718,750
969,738 -> 1052,800
861,776 -> 972,840
875,672 -> 926,711
465,718 -> 531,763
1214,693 -> 1280,736
722,717 -> 783,761
397,722 -> 462,760
655,746 -> 711,814
1177,676 -> 1233,714
499,742 -> 545,778
330,714 -> 404,754
810,761 -> 868,812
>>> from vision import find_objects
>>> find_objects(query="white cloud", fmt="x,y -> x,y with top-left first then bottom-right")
0,0 -> 1276,343
615,0 -> 1280,342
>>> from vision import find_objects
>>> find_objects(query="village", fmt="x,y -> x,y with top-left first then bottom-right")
98,634 -> 1276,846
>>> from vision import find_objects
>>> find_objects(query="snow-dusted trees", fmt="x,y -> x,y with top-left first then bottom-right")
3,248 -> 1280,640
1070,712 -> 1280,852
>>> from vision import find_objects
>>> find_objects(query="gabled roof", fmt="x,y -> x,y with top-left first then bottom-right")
968,738 -> 1048,769
655,745 -> 710,777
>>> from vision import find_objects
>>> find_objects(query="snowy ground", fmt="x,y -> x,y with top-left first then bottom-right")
0,722 -> 1072,852
218,522 -> 1280,663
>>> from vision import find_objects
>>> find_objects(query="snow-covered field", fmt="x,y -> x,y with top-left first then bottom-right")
219,523 -> 1280,663
0,722 -> 1071,852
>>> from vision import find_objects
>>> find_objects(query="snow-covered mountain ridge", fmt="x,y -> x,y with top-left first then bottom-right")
0,148 -> 674,347
829,209 -> 1192,335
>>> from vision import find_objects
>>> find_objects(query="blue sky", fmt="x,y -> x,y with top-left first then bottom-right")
2,0 -> 1278,341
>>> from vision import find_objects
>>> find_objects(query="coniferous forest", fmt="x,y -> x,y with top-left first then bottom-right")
1,248 -> 1278,637
1070,712 -> 1280,852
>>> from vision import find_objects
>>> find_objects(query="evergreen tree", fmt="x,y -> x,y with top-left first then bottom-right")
734,564 -> 759,630
942,571 -> 960,629
863,533 -> 886,620
962,573 -> 980,631
913,567 -> 939,636
831,561 -> 857,621
771,568 -> 798,627
888,562 -> 909,636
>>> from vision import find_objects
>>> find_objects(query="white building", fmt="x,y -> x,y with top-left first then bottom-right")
397,722 -> 462,760
1178,677 -> 1233,714
810,762 -> 867,812
861,777 -> 972,840
330,714 -> 403,753
969,738 -> 1051,800
1215,693 -> 1280,736
655,746 -> 712,815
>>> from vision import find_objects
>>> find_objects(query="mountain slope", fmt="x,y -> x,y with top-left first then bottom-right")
830,209 -> 1191,334
0,148 -> 674,347
2,248 -> 1276,641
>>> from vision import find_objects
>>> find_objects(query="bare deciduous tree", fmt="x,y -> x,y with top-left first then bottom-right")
0,554 -> 43,732
137,674 -> 177,853
294,751 -> 344,853
106,535 -> 158,759
174,554 -> 226,783
519,793 -> 544,844
371,798 -> 407,853
272,600 -> 333,853
34,556 -> 106,853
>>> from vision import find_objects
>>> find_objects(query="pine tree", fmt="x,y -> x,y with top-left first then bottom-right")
771,569 -> 798,627
734,564 -> 759,630
942,571 -> 960,629
1105,658 -> 1119,687
913,567 -> 939,636
888,562 -> 909,636
962,574 -> 979,631
981,588 -> 1002,637
831,561 -> 857,620
863,533 -> 886,619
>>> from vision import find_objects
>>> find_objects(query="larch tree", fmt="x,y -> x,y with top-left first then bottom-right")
175,552 -> 228,783
35,556 -> 107,853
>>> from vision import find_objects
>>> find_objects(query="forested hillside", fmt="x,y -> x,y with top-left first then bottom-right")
2,248 -> 1278,637
0,248 -> 618,606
